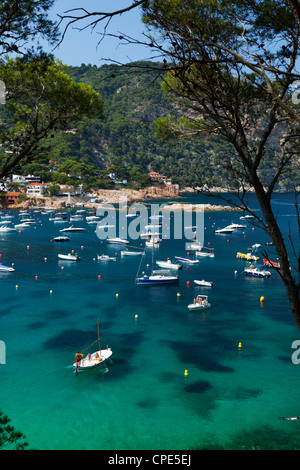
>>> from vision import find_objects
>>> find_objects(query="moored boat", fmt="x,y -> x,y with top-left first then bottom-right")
121,250 -> 144,256
188,294 -> 211,311
73,321 -> 113,373
194,279 -> 214,287
174,255 -> 199,264
97,254 -> 116,261
0,264 -> 15,272
236,252 -> 259,261
53,236 -> 70,242
136,272 -> 179,285
58,253 -> 81,261
244,265 -> 271,278
106,237 -> 129,244
156,259 -> 183,270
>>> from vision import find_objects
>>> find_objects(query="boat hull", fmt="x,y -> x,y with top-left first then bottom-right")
73,348 -> 113,371
188,303 -> 211,311
136,275 -> 179,285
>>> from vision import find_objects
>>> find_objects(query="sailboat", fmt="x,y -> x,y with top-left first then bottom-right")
135,241 -> 179,285
73,321 -> 113,373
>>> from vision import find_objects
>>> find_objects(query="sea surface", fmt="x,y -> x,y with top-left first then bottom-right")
0,192 -> 299,450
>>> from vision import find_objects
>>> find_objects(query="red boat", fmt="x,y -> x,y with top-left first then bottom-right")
263,258 -> 280,268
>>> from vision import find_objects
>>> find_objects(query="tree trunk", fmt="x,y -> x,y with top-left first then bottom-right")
254,181 -> 300,332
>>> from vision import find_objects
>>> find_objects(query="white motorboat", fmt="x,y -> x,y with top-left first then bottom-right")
53,236 -> 70,242
0,226 -> 16,232
144,223 -> 162,230
97,254 -> 117,261
188,294 -> 211,311
244,265 -> 271,278
106,237 -> 129,244
20,218 -> 36,224
156,259 -> 183,270
240,215 -> 254,220
15,223 -> 31,228
73,321 -> 113,373
60,226 -> 86,232
195,247 -> 215,257
194,279 -> 214,287
174,255 -> 199,264
121,250 -> 144,256
0,264 -> 15,272
214,226 -> 235,234
225,223 -> 246,230
58,253 -> 81,261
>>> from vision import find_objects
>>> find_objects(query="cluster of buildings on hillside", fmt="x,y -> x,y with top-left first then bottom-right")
0,174 -> 84,206
0,170 -> 174,206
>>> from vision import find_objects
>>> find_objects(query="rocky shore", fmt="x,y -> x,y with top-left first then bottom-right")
4,185 -> 240,212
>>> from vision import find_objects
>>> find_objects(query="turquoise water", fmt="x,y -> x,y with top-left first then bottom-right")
0,193 -> 299,450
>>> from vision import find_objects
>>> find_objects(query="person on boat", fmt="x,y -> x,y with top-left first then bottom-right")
75,352 -> 83,366
87,353 -> 91,361
280,417 -> 299,420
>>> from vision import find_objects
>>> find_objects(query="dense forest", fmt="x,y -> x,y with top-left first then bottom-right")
1,61 -> 297,191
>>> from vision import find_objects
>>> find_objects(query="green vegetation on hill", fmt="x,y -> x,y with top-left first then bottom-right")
1,61 -> 297,190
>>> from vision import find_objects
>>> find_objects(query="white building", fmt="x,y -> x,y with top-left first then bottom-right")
26,183 -> 47,197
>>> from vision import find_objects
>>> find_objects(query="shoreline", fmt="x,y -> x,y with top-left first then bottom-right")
3,187 -> 241,212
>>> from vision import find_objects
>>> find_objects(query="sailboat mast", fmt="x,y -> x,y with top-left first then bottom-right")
98,320 -> 101,353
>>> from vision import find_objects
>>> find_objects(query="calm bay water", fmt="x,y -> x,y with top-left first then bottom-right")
0,192 -> 299,450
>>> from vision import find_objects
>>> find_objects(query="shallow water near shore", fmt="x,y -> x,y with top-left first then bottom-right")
0,192 -> 299,450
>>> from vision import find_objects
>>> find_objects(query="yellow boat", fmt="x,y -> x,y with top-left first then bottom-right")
236,252 -> 259,261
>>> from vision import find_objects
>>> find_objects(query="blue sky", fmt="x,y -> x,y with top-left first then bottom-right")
42,0 -> 151,66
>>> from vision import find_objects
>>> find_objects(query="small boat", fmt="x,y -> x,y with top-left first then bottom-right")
144,223 -> 162,230
53,236 -> 70,242
106,237 -> 129,244
140,232 -> 160,238
244,265 -> 271,278
58,253 -> 81,261
262,259 -> 280,269
236,252 -> 259,261
174,256 -> 199,264
0,264 -> 15,272
156,259 -> 183,270
214,226 -> 235,234
97,254 -> 116,261
136,272 -> 179,285
0,226 -> 16,232
225,223 -> 246,230
145,238 -> 160,248
240,215 -> 254,220
121,250 -> 144,256
15,223 -> 31,228
188,241 -> 202,250
60,226 -> 86,232
188,294 -> 211,311
194,279 -> 214,287
73,321 -> 113,373
195,247 -> 215,258
265,241 -> 274,246
20,218 -> 36,224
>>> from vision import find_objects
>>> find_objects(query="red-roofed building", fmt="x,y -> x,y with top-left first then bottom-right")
148,172 -> 172,185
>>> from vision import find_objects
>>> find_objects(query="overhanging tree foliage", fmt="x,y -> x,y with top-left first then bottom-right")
0,54 -> 103,178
